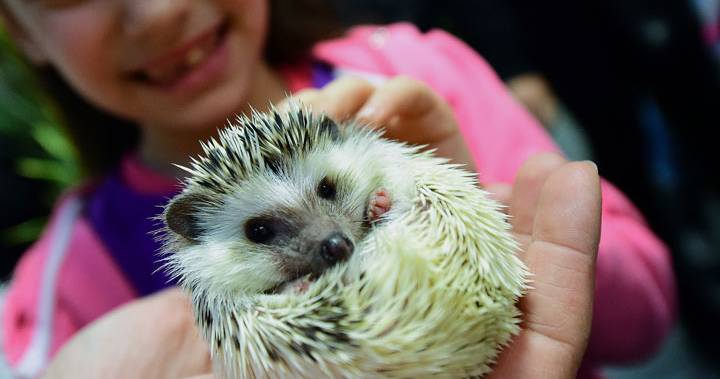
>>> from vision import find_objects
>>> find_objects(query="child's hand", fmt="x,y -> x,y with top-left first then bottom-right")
42,154 -> 600,379
43,289 -> 211,379
485,153 -> 601,378
278,76 -> 477,172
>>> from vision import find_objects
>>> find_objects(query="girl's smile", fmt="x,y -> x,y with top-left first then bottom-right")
128,17 -> 230,94
3,0 -> 286,133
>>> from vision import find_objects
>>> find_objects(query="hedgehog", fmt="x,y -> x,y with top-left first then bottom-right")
160,106 -> 528,379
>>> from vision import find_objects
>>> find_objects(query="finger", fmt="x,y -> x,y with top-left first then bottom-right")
489,161 -> 601,379
357,76 -> 435,121
484,182 -> 512,208
532,161 -> 601,258
526,160 -> 600,363
308,76 -> 376,121
356,76 -> 448,142
524,160 -> 600,332
509,152 -> 567,253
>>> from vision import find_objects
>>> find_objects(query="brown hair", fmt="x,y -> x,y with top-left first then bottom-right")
35,0 -> 341,177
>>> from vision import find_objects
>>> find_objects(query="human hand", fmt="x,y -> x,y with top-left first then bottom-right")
42,288 -> 211,379
43,153 -> 600,379
485,152 -> 601,379
175,153 -> 602,379
278,75 -> 477,171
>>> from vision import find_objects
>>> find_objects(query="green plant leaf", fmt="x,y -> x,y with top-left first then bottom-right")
1,217 -> 48,246
17,157 -> 79,186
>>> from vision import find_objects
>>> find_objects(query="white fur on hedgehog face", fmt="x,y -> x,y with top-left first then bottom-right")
166,140 -> 387,297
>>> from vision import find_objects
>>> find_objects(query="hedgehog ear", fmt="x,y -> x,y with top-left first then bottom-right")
165,193 -> 208,242
319,115 -> 341,141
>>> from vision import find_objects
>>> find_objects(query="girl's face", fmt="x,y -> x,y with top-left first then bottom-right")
4,0 -> 271,130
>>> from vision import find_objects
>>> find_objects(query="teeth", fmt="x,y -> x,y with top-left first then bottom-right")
145,65 -> 180,83
186,47 -> 207,67
139,28 -> 217,84
141,47 -> 207,83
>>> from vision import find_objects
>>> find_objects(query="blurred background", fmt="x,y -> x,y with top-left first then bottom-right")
1,0 -> 719,377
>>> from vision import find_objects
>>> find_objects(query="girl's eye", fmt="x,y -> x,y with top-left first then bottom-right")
244,218 -> 276,244
317,177 -> 336,200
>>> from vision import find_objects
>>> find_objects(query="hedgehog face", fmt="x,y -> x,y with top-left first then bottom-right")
164,116 -> 387,296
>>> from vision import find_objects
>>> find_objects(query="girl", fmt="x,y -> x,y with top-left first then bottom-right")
0,1 -> 674,378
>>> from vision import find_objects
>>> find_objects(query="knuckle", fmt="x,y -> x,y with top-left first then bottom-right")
293,89 -> 320,100
290,90 -> 322,107
332,76 -> 374,92
389,75 -> 426,91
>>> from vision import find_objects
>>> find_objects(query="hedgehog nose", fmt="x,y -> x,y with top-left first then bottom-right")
320,233 -> 354,265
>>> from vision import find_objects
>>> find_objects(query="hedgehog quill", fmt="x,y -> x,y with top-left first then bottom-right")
160,107 -> 528,378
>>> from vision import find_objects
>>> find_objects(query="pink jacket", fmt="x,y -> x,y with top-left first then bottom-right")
1,23 -> 675,378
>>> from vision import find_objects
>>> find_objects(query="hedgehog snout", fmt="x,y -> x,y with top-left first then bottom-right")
320,232 -> 354,266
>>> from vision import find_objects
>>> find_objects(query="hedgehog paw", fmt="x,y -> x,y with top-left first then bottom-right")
368,188 -> 392,223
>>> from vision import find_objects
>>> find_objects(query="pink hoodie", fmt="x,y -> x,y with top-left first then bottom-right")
1,23 -> 675,378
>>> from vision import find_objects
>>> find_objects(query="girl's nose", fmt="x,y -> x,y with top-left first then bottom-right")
122,0 -> 191,40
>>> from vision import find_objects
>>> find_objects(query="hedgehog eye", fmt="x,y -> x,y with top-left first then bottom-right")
317,177 -> 336,200
245,217 -> 276,244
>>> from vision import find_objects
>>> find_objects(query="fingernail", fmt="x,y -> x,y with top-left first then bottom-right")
359,99 -> 389,121
356,104 -> 377,121
581,160 -> 598,173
